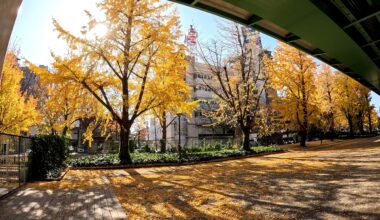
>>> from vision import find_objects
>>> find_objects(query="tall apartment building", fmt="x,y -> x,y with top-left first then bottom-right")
147,27 -> 269,149
147,58 -> 234,149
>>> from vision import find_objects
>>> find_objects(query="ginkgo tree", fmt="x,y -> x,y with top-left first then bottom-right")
150,50 -> 197,153
0,52 -> 40,134
267,42 -> 319,147
315,64 -> 342,139
198,24 -> 269,151
364,107 -> 378,133
354,85 -> 371,134
335,73 -> 376,136
51,0 -> 189,164
28,63 -> 110,145
335,73 -> 362,137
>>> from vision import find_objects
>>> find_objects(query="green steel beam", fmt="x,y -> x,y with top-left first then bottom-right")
171,0 -> 380,94
284,34 -> 300,43
311,49 -> 326,56
191,0 -> 201,6
362,39 -> 380,48
343,11 -> 380,29
332,0 -> 380,60
247,15 -> 262,26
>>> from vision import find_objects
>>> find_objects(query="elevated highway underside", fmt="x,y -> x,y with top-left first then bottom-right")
172,0 -> 380,94
1,0 -> 380,94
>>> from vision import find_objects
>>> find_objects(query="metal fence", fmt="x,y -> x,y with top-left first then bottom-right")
0,133 -> 31,197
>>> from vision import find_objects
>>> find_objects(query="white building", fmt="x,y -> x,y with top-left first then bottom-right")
147,28 -> 269,150
147,58 -> 233,150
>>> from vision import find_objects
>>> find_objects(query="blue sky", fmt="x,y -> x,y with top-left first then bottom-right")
10,0 -> 380,110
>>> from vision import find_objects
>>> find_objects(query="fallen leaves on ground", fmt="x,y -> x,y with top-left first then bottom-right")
27,137 -> 380,219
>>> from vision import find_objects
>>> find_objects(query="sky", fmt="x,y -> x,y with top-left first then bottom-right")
9,0 -> 380,110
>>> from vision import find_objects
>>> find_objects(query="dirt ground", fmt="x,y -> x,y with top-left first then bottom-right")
3,137 -> 380,219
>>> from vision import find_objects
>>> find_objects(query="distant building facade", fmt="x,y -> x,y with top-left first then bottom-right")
147,58 -> 234,150
147,27 -> 271,150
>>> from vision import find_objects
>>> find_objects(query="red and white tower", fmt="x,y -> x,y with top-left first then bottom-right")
185,25 -> 198,55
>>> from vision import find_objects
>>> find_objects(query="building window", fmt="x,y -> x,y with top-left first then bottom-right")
196,73 -> 212,80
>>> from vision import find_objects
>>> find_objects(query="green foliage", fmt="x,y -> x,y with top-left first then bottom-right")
128,140 -> 137,152
184,140 -> 232,153
251,146 -> 281,153
30,134 -> 68,179
67,154 -> 119,167
67,145 -> 281,167
133,153 -> 178,164
143,143 -> 152,153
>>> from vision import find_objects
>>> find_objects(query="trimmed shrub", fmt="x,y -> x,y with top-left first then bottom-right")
67,145 -> 282,167
128,139 -> 136,152
30,134 -> 68,179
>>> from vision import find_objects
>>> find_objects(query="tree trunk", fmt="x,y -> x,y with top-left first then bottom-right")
368,111 -> 373,133
357,114 -> 364,135
77,120 -> 81,152
62,126 -> 68,137
299,128 -> 306,147
160,112 -> 167,153
329,112 -> 335,141
300,74 -> 308,147
154,119 -> 158,151
242,127 -> 251,151
348,116 -> 354,138
234,127 -> 242,148
119,126 -> 132,164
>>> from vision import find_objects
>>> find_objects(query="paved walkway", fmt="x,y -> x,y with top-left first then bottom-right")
0,175 -> 126,219
1,137 -> 380,219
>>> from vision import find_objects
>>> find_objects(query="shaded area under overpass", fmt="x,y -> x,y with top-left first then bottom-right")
171,0 -> 380,94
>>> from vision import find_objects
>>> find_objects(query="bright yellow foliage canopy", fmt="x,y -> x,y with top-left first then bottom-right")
0,53 -> 40,134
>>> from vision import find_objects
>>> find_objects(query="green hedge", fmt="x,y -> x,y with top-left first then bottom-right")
30,134 -> 68,179
67,145 -> 281,167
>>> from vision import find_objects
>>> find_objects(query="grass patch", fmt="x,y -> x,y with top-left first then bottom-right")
67,145 -> 281,167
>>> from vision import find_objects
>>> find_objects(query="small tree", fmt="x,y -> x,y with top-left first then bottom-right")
316,64 -> 341,140
267,43 -> 318,147
335,73 -> 370,137
256,106 -> 277,145
150,50 -> 197,153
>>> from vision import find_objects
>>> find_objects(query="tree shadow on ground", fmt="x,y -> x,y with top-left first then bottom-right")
108,138 -> 380,219
0,171 -> 126,219
1,137 -> 380,219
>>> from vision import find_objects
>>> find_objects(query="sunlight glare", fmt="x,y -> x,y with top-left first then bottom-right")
92,23 -> 108,38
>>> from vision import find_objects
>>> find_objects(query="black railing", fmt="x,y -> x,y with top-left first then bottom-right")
0,133 -> 31,197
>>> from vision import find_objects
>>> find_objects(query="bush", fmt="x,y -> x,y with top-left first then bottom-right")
251,145 -> 281,153
184,141 -> 232,153
67,145 -> 282,167
67,154 -> 119,167
132,153 -> 179,164
30,134 -> 68,179
128,139 -> 137,152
